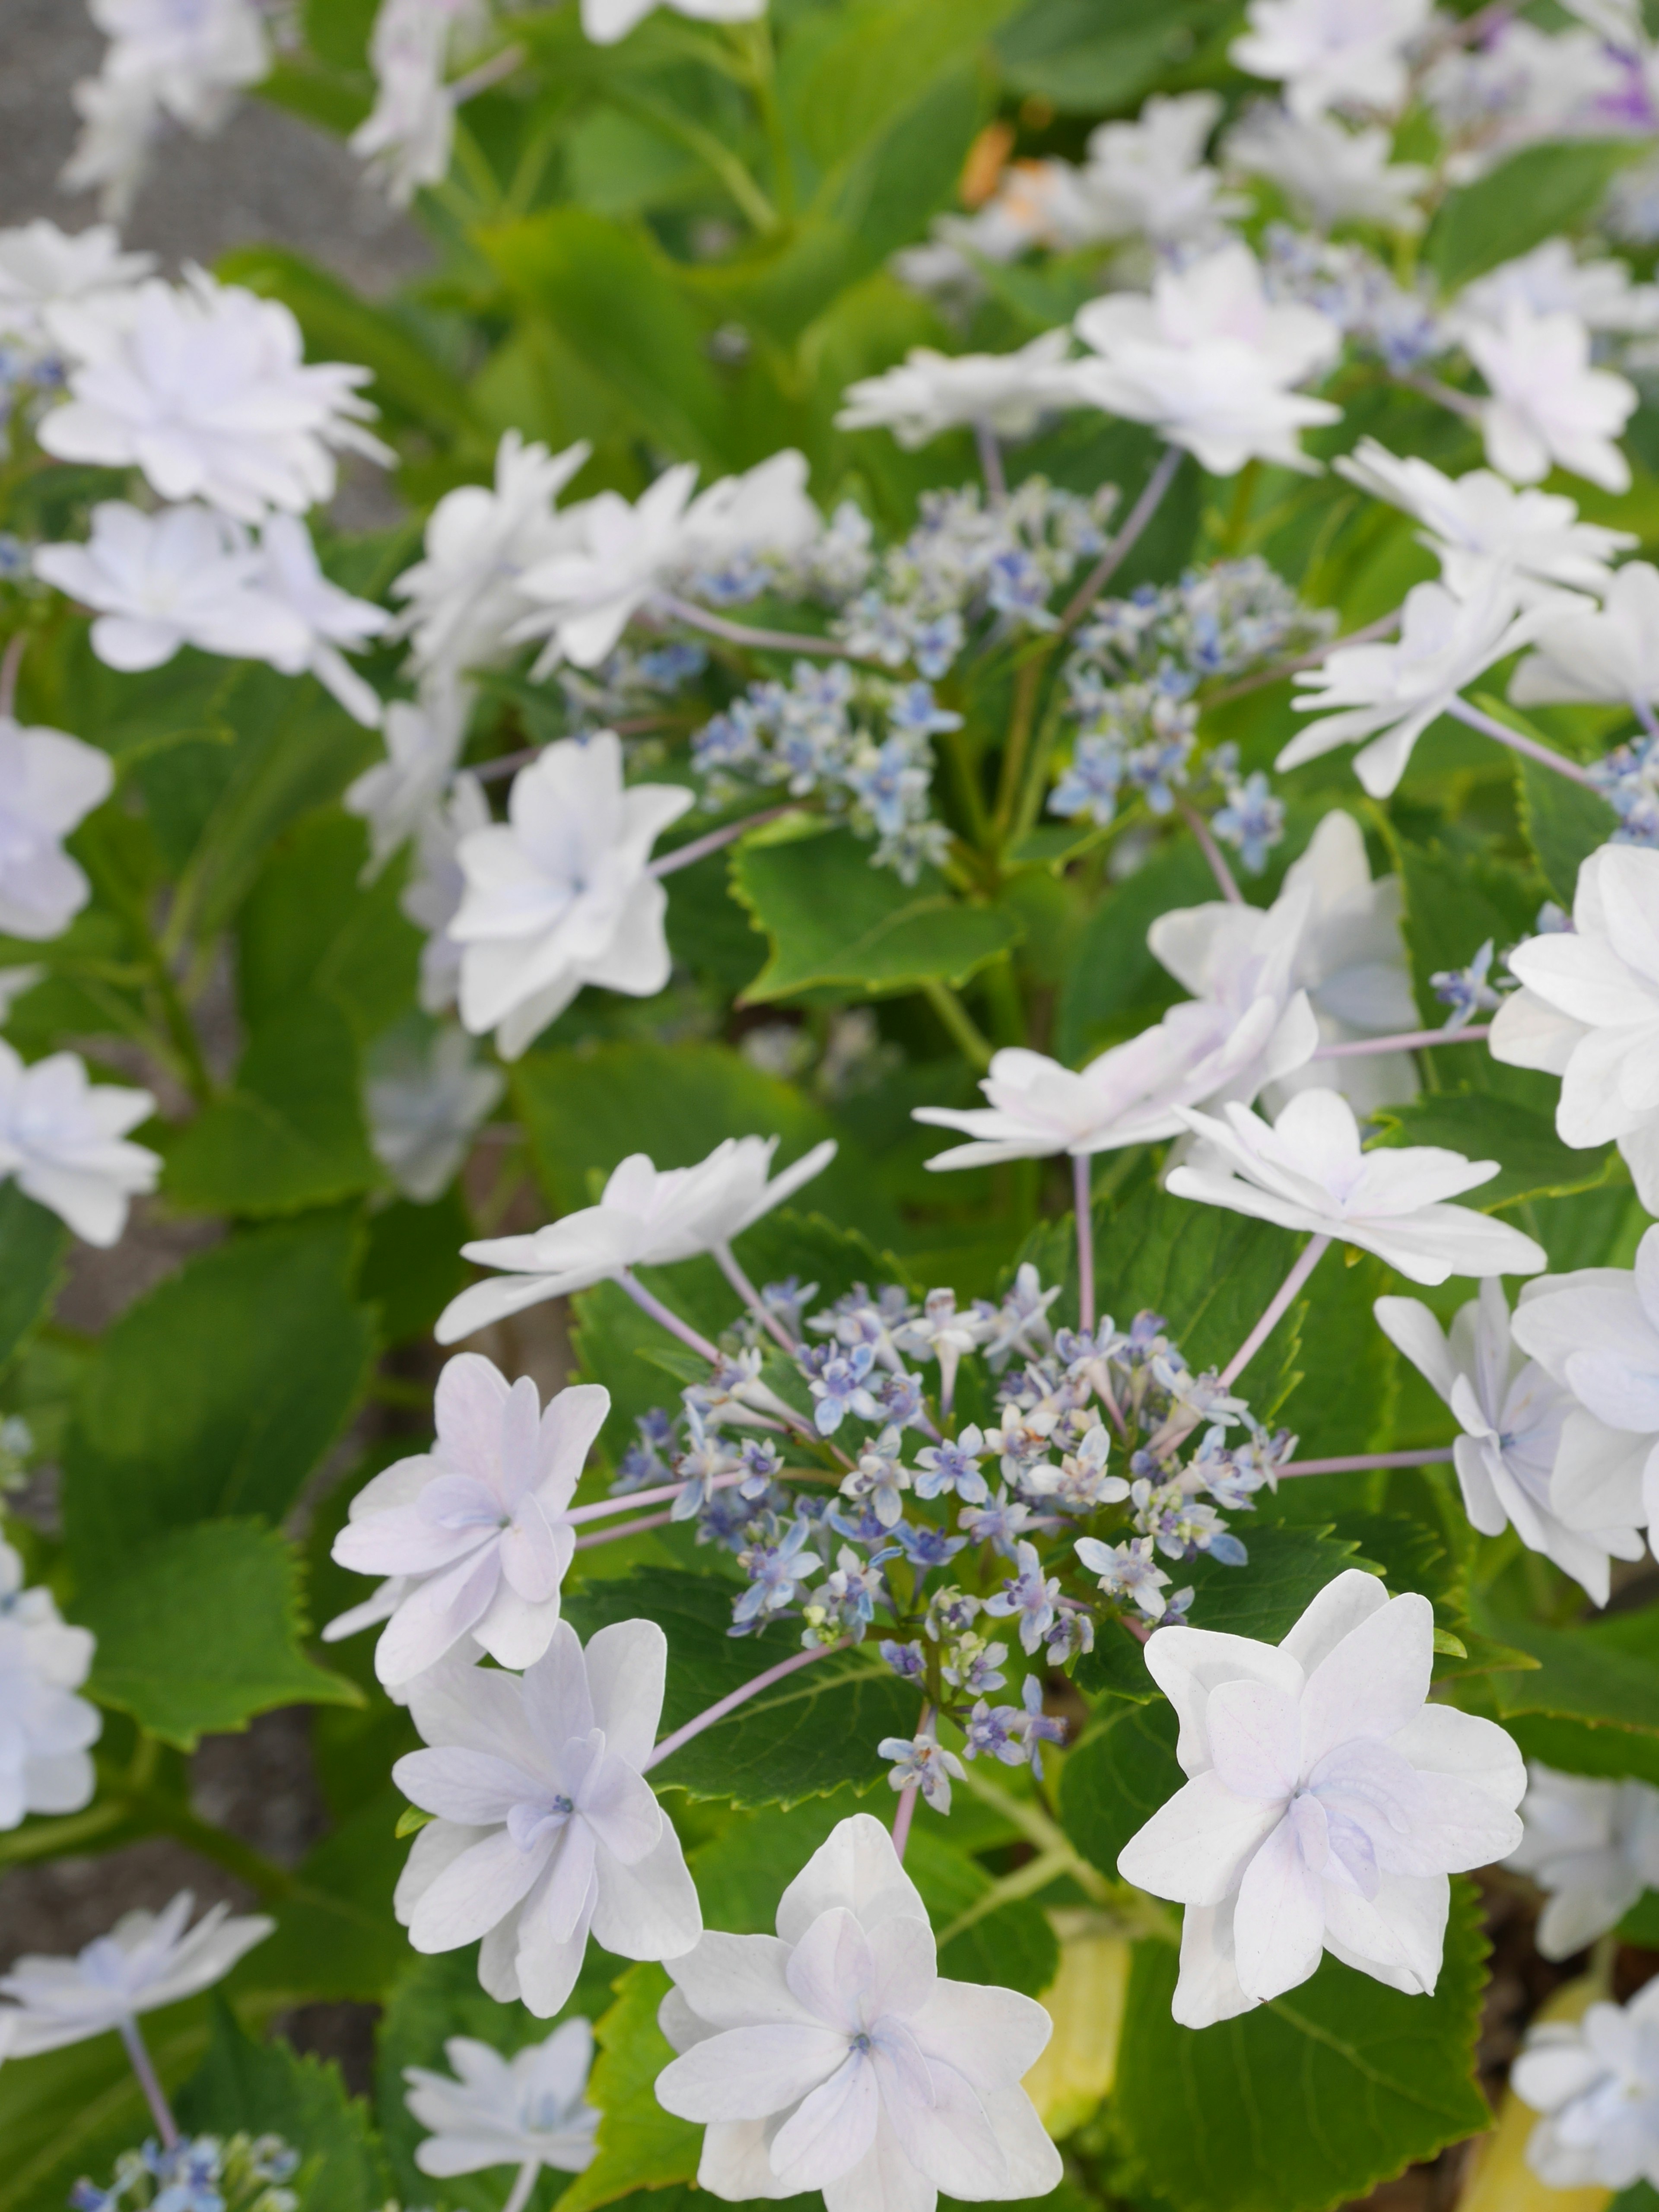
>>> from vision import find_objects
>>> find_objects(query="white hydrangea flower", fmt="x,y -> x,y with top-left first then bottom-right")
391,433 -> 592,682
0,1538 -> 100,1831
656,1812 -> 1061,2211
1276,575 -> 1561,797
1334,438 -> 1635,604
1493,844 -> 1659,1211
1449,238 -> 1659,340
0,220 -> 153,350
405,2020 -> 600,2193
0,1042 -> 159,1247
1513,1980 -> 1659,2191
1376,1281 -> 1643,1604
1168,1085 -> 1547,1284
0,718 -> 114,943
1072,93 -> 1248,249
65,0 -> 270,220
345,680 -> 473,878
835,332 -> 1083,448
366,1024 -> 505,1203
33,502 -> 312,674
1507,1762 -> 1659,1958
351,0 -> 495,207
327,1354 -> 609,1684
1510,559 -> 1659,715
1117,1570 -> 1525,2025
1510,1222 -> 1659,1541
438,1134 -> 836,1342
510,453 -> 818,671
60,73 -> 161,226
250,513 -> 390,728
1231,0 -> 1435,119
0,1892 -> 273,2059
1225,107 -> 1429,232
1071,242 -> 1342,476
1465,303 -> 1638,495
393,1622 -> 702,2015
39,270 -> 391,522
448,731 -> 693,1057
402,771 -> 489,1015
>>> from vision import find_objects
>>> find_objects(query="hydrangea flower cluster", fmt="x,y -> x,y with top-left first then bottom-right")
598,1265 -> 1293,1813
70,2134 -> 302,2212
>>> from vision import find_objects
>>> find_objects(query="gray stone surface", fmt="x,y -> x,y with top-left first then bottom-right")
0,0 -> 430,292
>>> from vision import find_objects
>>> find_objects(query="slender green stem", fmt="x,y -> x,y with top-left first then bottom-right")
143,1798 -> 296,1902
954,1764 -> 1111,1903
923,980 -> 995,1072
609,86 -> 777,232
0,1796 -> 133,1869
734,18 -> 795,221
982,955 -> 1025,1051
992,657 -> 1046,842
448,114 -> 505,213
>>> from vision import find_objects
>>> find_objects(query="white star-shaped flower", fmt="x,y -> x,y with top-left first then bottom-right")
1466,303 -> 1638,495
1507,1761 -> 1659,1959
0,1042 -> 159,1247
0,1538 -> 100,1831
836,331 -> 1084,448
582,0 -> 767,43
366,1024 -> 505,1204
1513,1980 -> 1659,2192
0,717 -> 114,943
405,2019 -> 600,2189
0,219 -> 153,349
1231,0 -> 1435,120
1225,107 -> 1429,232
1117,1569 -> 1525,2025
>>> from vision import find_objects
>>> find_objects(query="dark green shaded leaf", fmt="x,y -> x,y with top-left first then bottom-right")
79,1519 -> 361,1750
1111,1881 -> 1493,2212
356,1185 -> 473,1346
63,1213 -> 373,1573
561,1569 -> 918,1807
1051,839 -> 1213,1063
1182,1524 -> 1372,1643
1061,1700 -> 1182,1881
0,1186 -> 67,1371
237,1788 -> 413,2005
238,811 -> 421,1040
731,822 -> 1021,999
1429,139 -> 1651,288
994,0 -> 1227,112
1515,753 -> 1618,909
1484,1603 -> 1659,1739
1371,1091 -> 1617,1212
939,1898 -> 1061,1998
556,1964 -> 702,2212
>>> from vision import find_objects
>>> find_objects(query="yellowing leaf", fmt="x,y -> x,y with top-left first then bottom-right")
1457,1976 -> 1611,2212
1022,1910 -> 1131,2139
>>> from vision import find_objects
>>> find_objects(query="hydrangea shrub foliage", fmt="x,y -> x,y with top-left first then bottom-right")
9,0 -> 1659,2208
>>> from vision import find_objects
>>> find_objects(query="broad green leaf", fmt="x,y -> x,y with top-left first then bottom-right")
355,1186 -> 474,1347
556,1964 -> 702,2212
561,1569 -> 919,1807
1111,1881 -> 1493,2212
1393,834 -> 1540,1035
238,811 -> 421,1041
236,1788 -> 415,2006
50,632 -> 235,770
78,1519 -> 361,1749
1428,138 -> 1652,288
177,2000 -> 392,2212
993,0 -> 1229,112
0,1186 -> 67,1370
1093,1179 -> 1303,1382
164,998 -> 381,1217
1514,753 -> 1617,909
0,1997 -> 216,2212
1181,1523 -> 1373,1642
1507,1711 -> 1659,1792
1051,839 -> 1212,1063
218,245 -> 477,436
480,208 -> 730,473
1485,1603 -> 1659,1739
512,1035 -> 895,1240
1371,1091 -> 1617,1212
778,0 -> 1019,174
731,821 -> 1021,998
63,1213 -> 374,1574
939,1898 -> 1062,1999
1061,1700 -> 1182,1881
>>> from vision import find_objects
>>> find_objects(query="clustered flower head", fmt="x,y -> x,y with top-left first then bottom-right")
70,2132 -> 301,2212
0,1537 -> 101,1830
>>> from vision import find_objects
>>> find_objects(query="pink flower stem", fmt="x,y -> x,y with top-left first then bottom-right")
573,1509 -> 677,1548
119,2015 -> 179,2150
501,2159 -> 542,2212
1119,1612 -> 1150,1645
615,1268 -> 724,1364
975,421 -> 1008,505
714,1241 -> 799,1352
645,1639 -> 848,1771
657,594 -> 872,663
1074,1152 -> 1096,1335
650,808 -> 794,879
567,1469 -> 748,1525
1219,1233 -> 1332,1390
447,40 -> 526,105
1060,442 -> 1185,634
1202,607 -> 1404,707
1314,1025 -> 1490,1058
1278,1446 -> 1456,1478
1176,799 -> 1244,904
0,632 -> 24,722
1446,697 -> 1598,788
891,1702 -> 933,1863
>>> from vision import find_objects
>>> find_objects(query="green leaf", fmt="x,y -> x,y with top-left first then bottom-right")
0,1996 -> 216,2212
938,1898 -> 1061,1999
993,0 -> 1226,112
561,1569 -> 920,1807
1093,1180 -> 1300,1381
217,245 -> 477,437
1111,1881 -> 1493,2212
1506,1710 -> 1659,1791
731,822 -> 1021,1000
1061,1700 -> 1182,1881
1051,839 -> 1212,1063
1428,138 -> 1653,288
238,811 -> 421,1041
779,0 -> 1019,173
1371,1090 -> 1617,1211
63,1213 -> 374,1576
164,998 -> 381,1217
480,208 -> 730,472
513,1035 -> 895,1241
238,1788 -> 416,2005
1181,1523 -> 1373,1643
1394,835 -> 1540,1033
355,1185 -> 474,1346
177,2000 -> 392,2212
556,1964 -> 703,2212
0,1186 -> 67,1370
77,1519 -> 361,1750
1514,753 -> 1618,908
1484,1602 -> 1659,1740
